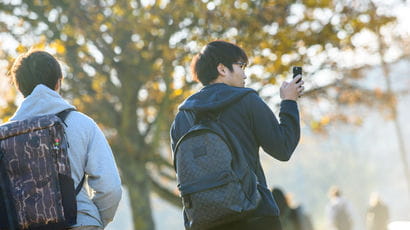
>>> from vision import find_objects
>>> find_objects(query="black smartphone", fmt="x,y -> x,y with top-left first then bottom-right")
292,66 -> 302,83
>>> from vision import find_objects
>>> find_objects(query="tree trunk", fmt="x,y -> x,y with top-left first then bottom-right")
120,156 -> 155,230
392,112 -> 410,194
376,25 -> 410,201
381,63 -> 410,198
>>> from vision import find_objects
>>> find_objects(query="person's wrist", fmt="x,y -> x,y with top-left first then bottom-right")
282,96 -> 297,101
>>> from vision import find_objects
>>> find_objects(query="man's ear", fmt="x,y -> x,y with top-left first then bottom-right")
217,63 -> 227,76
55,78 -> 62,92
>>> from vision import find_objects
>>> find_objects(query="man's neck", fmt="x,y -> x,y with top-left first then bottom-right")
210,76 -> 224,85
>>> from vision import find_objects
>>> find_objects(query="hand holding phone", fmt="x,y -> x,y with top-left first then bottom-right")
280,66 -> 304,100
292,66 -> 302,83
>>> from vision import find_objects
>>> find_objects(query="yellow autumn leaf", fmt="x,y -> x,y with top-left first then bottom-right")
310,120 -> 321,131
320,116 -> 330,125
172,88 -> 183,97
50,40 -> 66,54
268,77 -> 277,85
16,44 -> 27,53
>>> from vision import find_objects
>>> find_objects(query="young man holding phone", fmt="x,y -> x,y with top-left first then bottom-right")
170,40 -> 304,230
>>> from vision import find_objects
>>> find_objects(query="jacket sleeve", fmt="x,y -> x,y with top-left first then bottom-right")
248,93 -> 300,161
85,123 -> 122,227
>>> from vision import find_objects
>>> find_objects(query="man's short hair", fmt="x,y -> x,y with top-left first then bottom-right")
10,50 -> 62,97
190,40 -> 248,85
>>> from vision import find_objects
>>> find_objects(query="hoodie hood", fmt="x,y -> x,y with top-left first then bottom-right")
10,84 -> 75,121
179,83 -> 256,112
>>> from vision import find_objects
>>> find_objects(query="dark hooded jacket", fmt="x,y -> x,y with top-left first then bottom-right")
170,83 -> 300,217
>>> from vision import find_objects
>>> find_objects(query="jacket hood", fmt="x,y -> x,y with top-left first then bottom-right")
10,84 -> 75,121
179,83 -> 256,112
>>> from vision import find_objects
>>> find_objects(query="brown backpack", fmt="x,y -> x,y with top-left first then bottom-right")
0,109 -> 84,230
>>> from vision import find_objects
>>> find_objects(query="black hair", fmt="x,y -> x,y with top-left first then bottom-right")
10,50 -> 62,97
190,40 -> 248,85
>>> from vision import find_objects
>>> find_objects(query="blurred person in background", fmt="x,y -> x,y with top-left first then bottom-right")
271,187 -> 314,230
326,186 -> 353,230
366,193 -> 389,230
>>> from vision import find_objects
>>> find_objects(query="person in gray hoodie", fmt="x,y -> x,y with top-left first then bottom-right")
8,50 -> 122,230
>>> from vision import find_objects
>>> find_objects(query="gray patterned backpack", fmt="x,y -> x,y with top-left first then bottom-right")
173,111 -> 261,230
0,109 -> 84,230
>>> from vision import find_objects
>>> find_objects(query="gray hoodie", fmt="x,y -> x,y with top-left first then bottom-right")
10,84 -> 122,228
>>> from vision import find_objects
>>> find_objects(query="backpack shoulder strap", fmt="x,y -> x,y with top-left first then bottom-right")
56,108 -> 76,125
182,110 -> 195,126
75,175 -> 85,195
55,108 -> 85,195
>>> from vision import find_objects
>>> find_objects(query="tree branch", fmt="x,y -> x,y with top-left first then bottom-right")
148,174 -> 182,208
